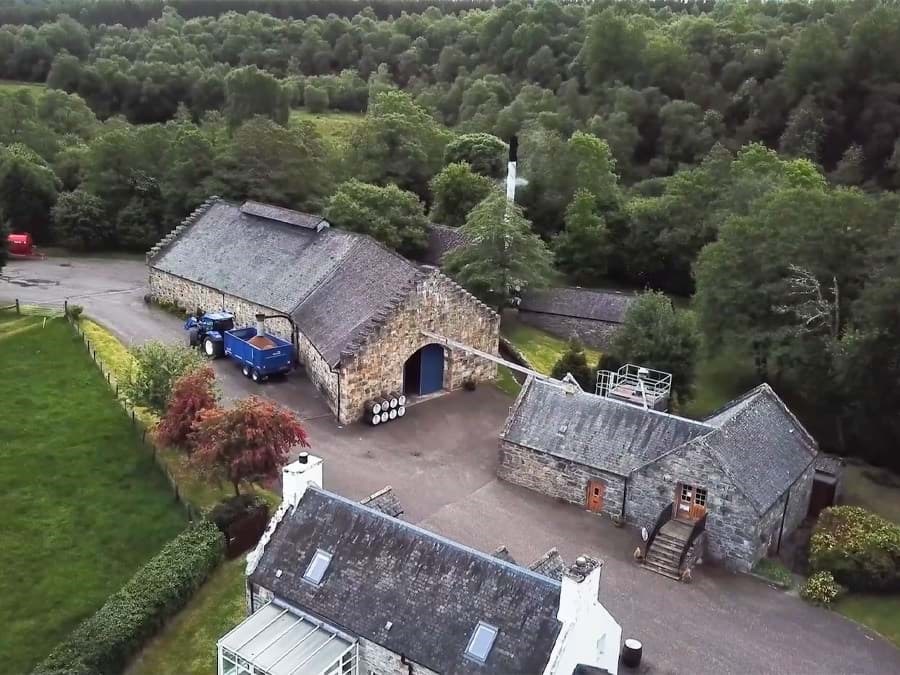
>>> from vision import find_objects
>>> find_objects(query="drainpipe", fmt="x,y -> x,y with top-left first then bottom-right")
400,653 -> 414,675
776,487 -> 791,554
620,476 -> 628,520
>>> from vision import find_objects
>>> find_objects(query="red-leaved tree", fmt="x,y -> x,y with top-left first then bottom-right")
155,366 -> 219,451
191,396 -> 310,495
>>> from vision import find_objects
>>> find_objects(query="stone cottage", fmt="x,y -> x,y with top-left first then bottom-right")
223,455 -> 622,675
517,287 -> 635,349
499,378 -> 818,572
147,198 -> 499,424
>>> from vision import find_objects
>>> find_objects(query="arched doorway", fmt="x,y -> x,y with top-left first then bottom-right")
403,344 -> 445,396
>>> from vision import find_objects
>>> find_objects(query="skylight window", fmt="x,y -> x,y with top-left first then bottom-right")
465,622 -> 498,663
303,549 -> 332,585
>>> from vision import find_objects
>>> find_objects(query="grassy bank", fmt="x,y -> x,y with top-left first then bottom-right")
290,107 -> 363,144
0,79 -> 44,95
0,313 -> 186,672
835,594 -> 900,648
501,316 -> 602,377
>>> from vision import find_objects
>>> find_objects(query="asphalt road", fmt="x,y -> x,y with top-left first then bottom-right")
3,256 -> 899,675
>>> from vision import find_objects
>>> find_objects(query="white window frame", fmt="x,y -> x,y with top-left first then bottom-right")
465,621 -> 499,663
303,549 -> 333,586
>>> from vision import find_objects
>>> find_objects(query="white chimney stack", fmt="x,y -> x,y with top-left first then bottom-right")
282,452 -> 323,506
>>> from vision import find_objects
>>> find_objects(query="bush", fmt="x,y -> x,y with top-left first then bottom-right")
155,366 -> 219,451
303,84 -> 329,113
550,337 -> 594,390
67,304 -> 83,320
34,522 -> 224,675
800,571 -> 843,606
809,506 -> 900,592
209,494 -> 267,533
121,341 -> 203,412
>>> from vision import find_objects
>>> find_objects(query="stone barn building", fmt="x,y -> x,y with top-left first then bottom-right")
147,198 -> 499,424
517,287 -> 635,349
499,378 -> 818,573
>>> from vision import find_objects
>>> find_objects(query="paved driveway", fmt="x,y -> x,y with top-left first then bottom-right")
3,257 -> 899,674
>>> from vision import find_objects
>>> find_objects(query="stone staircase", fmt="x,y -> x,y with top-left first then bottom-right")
643,520 -> 692,580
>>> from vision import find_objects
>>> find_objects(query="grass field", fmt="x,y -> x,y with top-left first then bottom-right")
835,594 -> 900,648
0,313 -> 186,673
501,316 -> 602,376
290,107 -> 363,145
126,558 -> 247,675
0,79 -> 45,95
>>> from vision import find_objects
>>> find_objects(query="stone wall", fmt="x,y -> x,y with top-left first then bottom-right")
627,439 -> 760,571
518,311 -> 620,350
753,460 -> 816,563
358,638 -> 438,675
498,441 -> 625,517
337,270 -> 499,423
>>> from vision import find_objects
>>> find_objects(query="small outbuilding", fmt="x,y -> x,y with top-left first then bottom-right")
499,378 -> 818,572
517,287 -> 635,349
147,198 -> 499,423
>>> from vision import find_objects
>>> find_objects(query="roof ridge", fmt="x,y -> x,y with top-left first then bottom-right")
146,195 -> 221,264
305,485 -> 562,588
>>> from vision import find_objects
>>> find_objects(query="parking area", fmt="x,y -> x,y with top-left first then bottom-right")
3,256 -> 899,674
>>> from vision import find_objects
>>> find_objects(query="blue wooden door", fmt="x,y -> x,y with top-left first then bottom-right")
419,344 -> 444,395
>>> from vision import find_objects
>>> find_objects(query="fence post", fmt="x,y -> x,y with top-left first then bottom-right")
64,299 -> 68,317
15,299 -> 19,315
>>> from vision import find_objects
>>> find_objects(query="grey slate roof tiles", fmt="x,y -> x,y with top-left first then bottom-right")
150,199 -> 421,366
528,548 -> 566,581
519,287 -> 636,324
359,486 -> 404,518
423,223 -> 468,265
250,487 -> 562,674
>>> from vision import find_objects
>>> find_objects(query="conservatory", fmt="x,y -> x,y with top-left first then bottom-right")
217,603 -> 358,675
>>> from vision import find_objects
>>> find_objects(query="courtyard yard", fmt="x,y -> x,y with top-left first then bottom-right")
0,313 -> 186,673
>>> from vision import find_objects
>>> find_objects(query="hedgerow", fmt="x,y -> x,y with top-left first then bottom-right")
33,521 -> 224,675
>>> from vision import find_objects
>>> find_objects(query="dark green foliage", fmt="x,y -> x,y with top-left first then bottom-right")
611,291 -> 699,399
0,143 -> 59,242
324,179 -> 428,256
303,84 -> 329,113
224,66 -> 290,128
550,337 -> 593,390
209,494 -> 267,533
429,162 -> 492,227
810,507 -> 900,593
0,220 -> 7,273
52,190 -> 110,250
33,522 -> 224,675
444,133 -> 507,178
553,188 -> 609,285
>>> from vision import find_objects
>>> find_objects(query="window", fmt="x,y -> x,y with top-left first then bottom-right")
681,485 -> 692,502
695,487 -> 707,506
466,622 -> 498,663
303,549 -> 332,585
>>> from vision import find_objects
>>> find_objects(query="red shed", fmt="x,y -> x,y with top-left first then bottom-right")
7,233 -> 34,256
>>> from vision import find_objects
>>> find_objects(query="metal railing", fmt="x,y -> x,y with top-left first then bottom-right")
646,501 -> 674,553
679,512 -> 708,569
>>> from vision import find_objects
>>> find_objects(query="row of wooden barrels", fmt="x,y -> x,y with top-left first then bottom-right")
365,392 -> 407,426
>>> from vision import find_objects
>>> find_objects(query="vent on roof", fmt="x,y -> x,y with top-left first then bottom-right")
465,622 -> 498,663
303,549 -> 332,585
240,201 -> 329,232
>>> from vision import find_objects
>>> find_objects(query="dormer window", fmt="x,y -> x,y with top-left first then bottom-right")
465,622 -> 498,663
303,549 -> 332,585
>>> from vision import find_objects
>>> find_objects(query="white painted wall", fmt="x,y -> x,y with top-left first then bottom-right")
282,453 -> 324,506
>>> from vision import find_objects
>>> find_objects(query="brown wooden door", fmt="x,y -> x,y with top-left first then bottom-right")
675,483 -> 707,521
586,481 -> 605,513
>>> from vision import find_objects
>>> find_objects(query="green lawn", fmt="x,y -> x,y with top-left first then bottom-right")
126,557 -> 247,675
835,594 -> 900,648
0,79 -> 45,95
842,463 -> 900,524
495,365 -> 522,397
501,317 -> 602,376
0,313 -> 186,673
289,107 -> 363,145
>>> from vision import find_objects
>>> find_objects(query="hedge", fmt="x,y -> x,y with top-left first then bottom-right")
33,521 -> 224,675
809,506 -> 900,592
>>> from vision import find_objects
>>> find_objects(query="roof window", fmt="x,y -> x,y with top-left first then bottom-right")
303,549 -> 332,585
465,622 -> 498,663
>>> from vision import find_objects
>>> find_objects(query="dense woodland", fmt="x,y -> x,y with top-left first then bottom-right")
0,0 -> 898,470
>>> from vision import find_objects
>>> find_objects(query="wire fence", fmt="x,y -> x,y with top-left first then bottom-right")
1,298 -> 201,521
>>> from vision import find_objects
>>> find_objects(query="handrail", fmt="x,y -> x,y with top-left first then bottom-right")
646,501 -> 673,553
679,512 -> 707,569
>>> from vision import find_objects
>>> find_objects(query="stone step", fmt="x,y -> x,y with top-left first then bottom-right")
651,539 -> 685,556
647,548 -> 681,565
642,559 -> 681,580
656,532 -> 690,547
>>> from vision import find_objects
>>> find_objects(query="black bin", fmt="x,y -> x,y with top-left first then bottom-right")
622,638 -> 643,668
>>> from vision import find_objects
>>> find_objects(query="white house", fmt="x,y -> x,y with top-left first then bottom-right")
217,455 -> 622,675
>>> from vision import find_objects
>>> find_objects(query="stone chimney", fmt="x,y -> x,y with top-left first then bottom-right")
557,555 -> 603,624
282,452 -> 323,506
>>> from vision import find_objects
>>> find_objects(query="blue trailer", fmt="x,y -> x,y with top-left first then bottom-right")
224,327 -> 294,382
185,312 -> 295,383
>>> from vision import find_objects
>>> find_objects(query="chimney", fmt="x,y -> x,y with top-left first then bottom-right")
557,555 -> 603,624
255,313 -> 266,338
505,135 -> 519,203
282,452 -> 323,506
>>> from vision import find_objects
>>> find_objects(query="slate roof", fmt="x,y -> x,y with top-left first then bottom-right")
529,548 -> 566,581
519,287 -> 636,324
359,486 -> 404,518
150,199 -> 421,366
250,487 -> 562,674
423,223 -> 468,265
504,379 -> 818,515
502,378 -> 711,476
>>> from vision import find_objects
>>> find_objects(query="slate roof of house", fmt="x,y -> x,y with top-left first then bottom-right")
423,222 -> 468,265
150,199 -> 421,366
700,384 -> 818,513
504,378 -> 818,514
529,548 -> 566,581
502,378 -> 711,476
519,287 -> 636,324
359,486 -> 403,518
250,487 -> 562,674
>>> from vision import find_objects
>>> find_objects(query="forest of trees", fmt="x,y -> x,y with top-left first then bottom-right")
0,0 -> 899,469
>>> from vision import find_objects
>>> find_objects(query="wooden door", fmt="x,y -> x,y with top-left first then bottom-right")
675,483 -> 707,521
586,481 -> 605,513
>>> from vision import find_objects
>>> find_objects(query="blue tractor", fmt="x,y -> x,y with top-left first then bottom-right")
185,311 -> 235,358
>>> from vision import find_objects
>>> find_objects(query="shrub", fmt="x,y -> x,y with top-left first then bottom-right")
155,366 -> 219,451
121,341 -> 203,412
550,337 -> 594,390
809,506 -> 900,592
34,522 -> 224,675
67,304 -> 83,320
209,494 -> 267,533
800,571 -> 843,606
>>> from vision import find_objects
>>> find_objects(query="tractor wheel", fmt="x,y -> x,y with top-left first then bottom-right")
203,338 -> 220,359
187,328 -> 199,347
251,368 -> 262,383
242,365 -> 251,378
